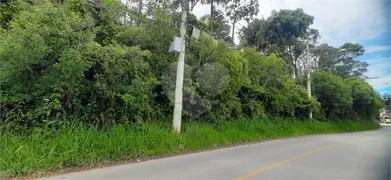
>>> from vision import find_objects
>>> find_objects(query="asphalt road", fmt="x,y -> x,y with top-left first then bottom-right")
41,125 -> 391,180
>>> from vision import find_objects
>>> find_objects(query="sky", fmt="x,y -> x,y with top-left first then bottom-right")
192,0 -> 391,95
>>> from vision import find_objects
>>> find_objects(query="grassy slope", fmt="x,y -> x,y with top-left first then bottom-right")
0,119 -> 380,178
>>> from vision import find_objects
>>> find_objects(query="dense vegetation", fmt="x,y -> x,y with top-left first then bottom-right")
0,0 -> 384,177
0,0 -> 382,128
1,119 -> 380,177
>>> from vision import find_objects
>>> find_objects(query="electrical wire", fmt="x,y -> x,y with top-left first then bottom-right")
279,0 -> 290,9
315,44 -> 345,70
264,0 -> 276,11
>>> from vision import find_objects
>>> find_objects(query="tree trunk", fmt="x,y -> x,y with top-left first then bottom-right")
293,59 -> 297,78
210,0 -> 214,33
137,0 -> 143,25
231,16 -> 236,41
289,46 -> 297,78
125,0 -> 129,24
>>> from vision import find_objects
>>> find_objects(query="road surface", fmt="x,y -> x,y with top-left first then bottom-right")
41,125 -> 390,180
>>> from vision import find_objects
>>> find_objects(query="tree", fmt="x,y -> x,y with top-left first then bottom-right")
144,0 -> 180,17
200,0 -> 228,33
200,10 -> 232,42
0,0 -> 158,126
240,9 -> 318,77
336,43 -> 367,77
172,12 -> 206,37
1,0 -> 382,129
239,48 -> 317,118
312,72 -> 353,119
383,94 -> 391,116
186,36 -> 249,121
241,9 -> 315,53
311,43 -> 368,77
240,18 -> 266,50
225,0 -> 258,42
311,43 -> 341,71
346,77 -> 384,118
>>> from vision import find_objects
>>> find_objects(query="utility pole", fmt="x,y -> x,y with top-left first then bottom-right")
137,0 -> 143,25
173,0 -> 188,132
306,43 -> 312,119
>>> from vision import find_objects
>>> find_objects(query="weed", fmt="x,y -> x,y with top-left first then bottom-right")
0,119 -> 380,178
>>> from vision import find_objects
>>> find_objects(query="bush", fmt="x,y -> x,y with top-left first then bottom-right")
240,48 -> 317,118
346,77 -> 384,119
313,72 -> 353,119
0,1 -> 157,127
0,0 -> 383,128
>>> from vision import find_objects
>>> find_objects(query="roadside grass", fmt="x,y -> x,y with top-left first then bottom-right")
0,118 -> 380,178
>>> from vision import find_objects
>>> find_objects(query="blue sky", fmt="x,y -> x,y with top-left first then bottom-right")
356,30 -> 390,95
193,0 -> 391,95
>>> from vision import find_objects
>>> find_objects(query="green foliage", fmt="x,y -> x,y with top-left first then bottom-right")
115,18 -> 177,78
80,44 -> 157,124
311,43 -> 341,71
225,0 -> 259,39
241,8 -> 315,53
199,10 -> 233,43
196,62 -> 230,98
313,72 -> 353,119
0,0 -> 18,29
239,48 -> 317,118
240,9 -> 318,76
0,1 -> 381,128
185,36 -> 250,121
335,43 -> 368,77
0,0 -> 157,126
0,2 -> 384,178
311,43 -> 368,78
1,0 -> 95,126
346,77 -> 384,118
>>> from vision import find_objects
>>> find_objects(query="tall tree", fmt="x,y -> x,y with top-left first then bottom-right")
240,9 -> 317,77
337,43 -> 367,77
225,0 -> 258,42
241,9 -> 315,53
311,43 -> 341,71
202,0 -> 227,33
311,43 -> 368,77
283,28 -> 319,77
200,10 -> 232,42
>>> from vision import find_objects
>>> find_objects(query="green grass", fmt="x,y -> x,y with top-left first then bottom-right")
0,118 -> 380,178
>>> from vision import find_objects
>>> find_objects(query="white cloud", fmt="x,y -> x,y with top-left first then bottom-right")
365,46 -> 391,54
367,76 -> 391,90
192,4 -> 209,18
266,0 -> 390,46
363,57 -> 391,90
192,0 -> 391,91
192,0 -> 390,46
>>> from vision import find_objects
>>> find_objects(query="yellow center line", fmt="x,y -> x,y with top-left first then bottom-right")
235,137 -> 368,180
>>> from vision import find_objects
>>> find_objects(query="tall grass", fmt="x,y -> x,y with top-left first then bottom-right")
0,118 -> 380,178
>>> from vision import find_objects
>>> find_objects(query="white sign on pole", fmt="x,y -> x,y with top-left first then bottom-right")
169,36 -> 181,53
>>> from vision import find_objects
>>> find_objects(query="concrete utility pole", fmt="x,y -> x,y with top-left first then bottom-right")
306,43 -> 312,119
173,0 -> 188,132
